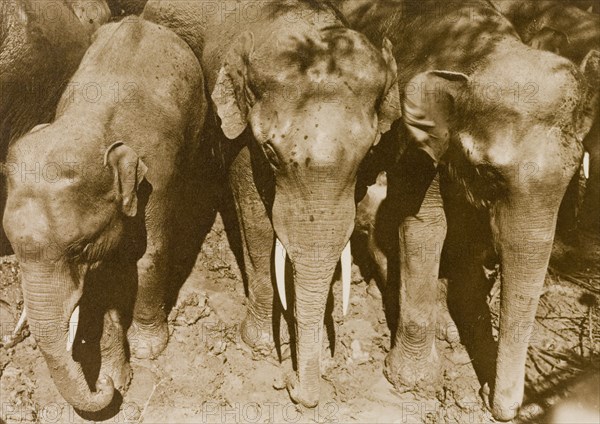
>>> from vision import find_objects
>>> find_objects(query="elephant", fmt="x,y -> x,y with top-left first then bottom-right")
0,0 -> 111,253
142,0 -> 402,408
337,0 -> 599,421
492,1 -> 600,262
2,16 -> 208,414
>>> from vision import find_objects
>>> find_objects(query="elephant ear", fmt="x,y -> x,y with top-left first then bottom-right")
577,50 -> 600,141
211,31 -> 256,140
104,141 -> 148,217
403,70 -> 469,164
376,38 -> 402,137
529,26 -> 569,54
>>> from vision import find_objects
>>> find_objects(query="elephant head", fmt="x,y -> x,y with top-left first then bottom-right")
3,124 -> 147,413
211,28 -> 401,406
399,47 -> 599,420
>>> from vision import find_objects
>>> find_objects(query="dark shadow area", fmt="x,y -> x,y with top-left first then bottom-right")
371,190 -> 401,341
108,0 -> 148,17
324,282 -> 340,357
163,136 -> 222,313
556,170 -> 582,245
75,391 -> 124,423
0,183 -> 12,256
352,122 -> 406,339
439,168 -> 498,389
218,179 -> 247,296
272,280 -> 289,364
281,253 -> 297,369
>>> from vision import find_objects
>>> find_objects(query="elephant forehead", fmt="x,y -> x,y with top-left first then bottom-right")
252,29 -> 386,94
465,51 -> 582,122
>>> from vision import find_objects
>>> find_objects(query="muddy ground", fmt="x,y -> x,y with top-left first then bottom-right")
0,214 -> 598,424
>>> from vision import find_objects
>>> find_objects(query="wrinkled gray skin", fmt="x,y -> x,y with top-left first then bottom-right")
491,0 -> 600,260
339,0 -> 598,421
0,0 -> 110,252
143,0 -> 401,408
3,17 -> 206,413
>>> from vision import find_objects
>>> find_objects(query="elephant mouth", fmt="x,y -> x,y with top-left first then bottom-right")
273,237 -> 353,315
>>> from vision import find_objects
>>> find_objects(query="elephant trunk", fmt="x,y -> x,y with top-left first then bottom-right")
273,192 -> 355,408
289,258 -> 338,407
489,191 -> 559,421
22,271 -> 114,412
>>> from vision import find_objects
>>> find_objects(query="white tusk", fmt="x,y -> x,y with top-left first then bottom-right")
275,238 -> 287,310
583,152 -> 590,179
12,308 -> 27,336
341,241 -> 352,316
66,305 -> 80,352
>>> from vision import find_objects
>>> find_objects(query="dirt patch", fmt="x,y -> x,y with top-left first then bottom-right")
1,215 -> 598,423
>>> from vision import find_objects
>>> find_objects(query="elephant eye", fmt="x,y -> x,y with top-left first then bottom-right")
263,141 -> 280,169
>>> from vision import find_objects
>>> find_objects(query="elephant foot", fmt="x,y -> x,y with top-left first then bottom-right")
102,361 -> 132,393
285,372 -> 319,408
480,382 -> 520,422
241,314 -> 290,360
384,345 -> 442,397
128,318 -> 169,359
436,304 -> 460,345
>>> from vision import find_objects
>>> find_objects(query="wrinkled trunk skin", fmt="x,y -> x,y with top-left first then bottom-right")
274,189 -> 355,407
288,259 -> 337,407
22,266 -> 114,412
489,192 -> 559,421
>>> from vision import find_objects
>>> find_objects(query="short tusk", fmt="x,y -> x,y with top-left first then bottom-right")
275,238 -> 287,310
12,308 -> 27,336
66,305 -> 80,352
341,241 -> 352,316
583,152 -> 590,179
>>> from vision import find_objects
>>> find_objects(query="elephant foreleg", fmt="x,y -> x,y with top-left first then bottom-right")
128,203 -> 172,359
385,173 -> 446,395
229,147 -> 285,356
99,309 -> 131,393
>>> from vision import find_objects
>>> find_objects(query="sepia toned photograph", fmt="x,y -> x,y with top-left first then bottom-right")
0,1 -> 598,423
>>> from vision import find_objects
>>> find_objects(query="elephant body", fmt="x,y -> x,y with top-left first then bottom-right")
143,0 -> 402,407
3,16 -> 207,413
493,1 -> 600,261
339,0 -> 597,421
